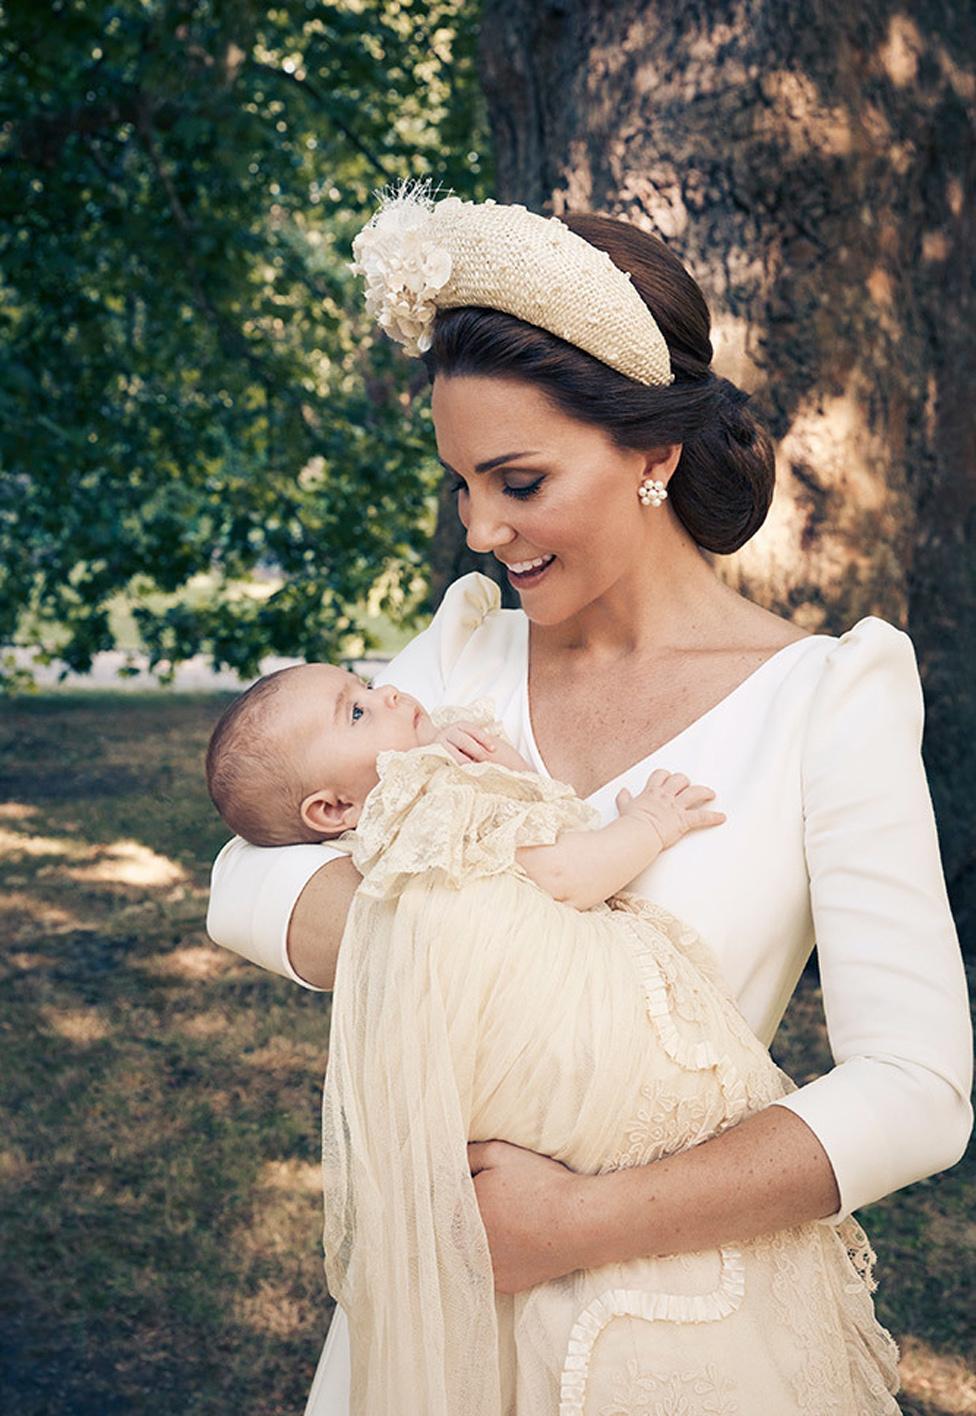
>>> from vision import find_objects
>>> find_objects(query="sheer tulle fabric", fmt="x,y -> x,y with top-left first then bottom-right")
321,706 -> 901,1414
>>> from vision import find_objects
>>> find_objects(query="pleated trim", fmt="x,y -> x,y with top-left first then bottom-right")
621,915 -> 749,1120
558,1247 -> 747,1415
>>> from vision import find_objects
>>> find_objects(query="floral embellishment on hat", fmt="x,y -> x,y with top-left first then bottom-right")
347,178 -> 459,354
348,178 -> 674,387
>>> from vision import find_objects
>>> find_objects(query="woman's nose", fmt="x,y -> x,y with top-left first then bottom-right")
462,500 -> 516,556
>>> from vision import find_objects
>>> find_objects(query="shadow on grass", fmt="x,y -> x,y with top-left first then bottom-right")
0,691 -> 240,873
0,694 -> 335,1415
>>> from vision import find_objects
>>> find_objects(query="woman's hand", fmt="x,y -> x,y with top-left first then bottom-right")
467,1139 -> 598,1293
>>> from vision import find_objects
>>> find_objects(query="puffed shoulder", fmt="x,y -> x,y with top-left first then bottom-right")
801,614 -> 924,769
339,742 -> 601,901
815,613 -> 920,694
800,613 -> 926,862
434,571 -> 503,686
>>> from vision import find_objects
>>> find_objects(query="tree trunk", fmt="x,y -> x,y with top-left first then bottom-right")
450,0 -> 974,941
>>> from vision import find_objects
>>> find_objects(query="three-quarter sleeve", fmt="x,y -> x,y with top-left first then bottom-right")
769,617 -> 973,1222
205,573 -> 501,988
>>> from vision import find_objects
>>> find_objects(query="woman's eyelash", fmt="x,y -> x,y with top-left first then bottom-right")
447,478 -> 543,501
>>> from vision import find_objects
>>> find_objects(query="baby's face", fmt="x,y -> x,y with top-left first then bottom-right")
279,664 -> 436,833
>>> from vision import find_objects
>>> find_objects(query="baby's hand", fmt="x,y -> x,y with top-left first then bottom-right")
615,769 -> 726,851
435,722 -> 533,773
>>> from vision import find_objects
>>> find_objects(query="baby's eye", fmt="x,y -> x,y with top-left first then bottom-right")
351,702 -> 364,723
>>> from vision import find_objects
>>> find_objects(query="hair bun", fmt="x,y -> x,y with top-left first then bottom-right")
713,376 -> 756,446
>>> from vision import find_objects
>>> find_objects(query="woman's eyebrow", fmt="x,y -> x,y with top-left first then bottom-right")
437,450 -> 542,475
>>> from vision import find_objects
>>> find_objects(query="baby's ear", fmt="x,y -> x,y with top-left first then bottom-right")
300,790 -> 359,836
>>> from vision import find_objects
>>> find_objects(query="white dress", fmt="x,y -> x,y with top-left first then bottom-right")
317,715 -> 901,1414
206,572 -> 973,1415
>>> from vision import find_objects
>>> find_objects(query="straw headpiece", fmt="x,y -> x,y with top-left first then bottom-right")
348,178 -> 674,388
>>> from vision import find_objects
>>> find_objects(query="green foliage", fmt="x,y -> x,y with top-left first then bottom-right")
0,0 -> 490,684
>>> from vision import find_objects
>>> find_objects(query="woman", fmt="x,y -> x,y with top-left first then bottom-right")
206,185 -> 973,1413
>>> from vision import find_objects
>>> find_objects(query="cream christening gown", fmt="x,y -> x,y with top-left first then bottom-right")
320,698 -> 902,1416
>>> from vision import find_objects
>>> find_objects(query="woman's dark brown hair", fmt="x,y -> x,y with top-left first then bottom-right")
421,213 -> 774,555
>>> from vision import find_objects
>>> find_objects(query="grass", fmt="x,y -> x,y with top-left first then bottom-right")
0,695 -> 973,1415
0,693 -> 332,1415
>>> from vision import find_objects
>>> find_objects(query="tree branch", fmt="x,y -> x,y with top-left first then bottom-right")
248,59 -> 395,180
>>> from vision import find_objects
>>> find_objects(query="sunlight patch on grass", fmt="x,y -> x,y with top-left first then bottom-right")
897,1333 -> 976,1414
203,1089 -> 233,1115
140,942 -> 234,979
65,839 -> 187,887
243,1035 -> 326,1075
6,949 -> 59,970
0,825 -> 77,858
0,802 -> 38,822
0,1147 -> 33,1184
259,1158 -> 322,1195
178,1010 -> 231,1038
235,1279 -> 309,1337
40,1004 -> 112,1043
238,1183 -> 321,1262
1,892 -> 81,934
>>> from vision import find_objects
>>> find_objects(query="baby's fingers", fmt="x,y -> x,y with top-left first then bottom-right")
452,721 -> 498,752
678,784 -> 720,807
439,740 -> 469,765
447,728 -> 495,762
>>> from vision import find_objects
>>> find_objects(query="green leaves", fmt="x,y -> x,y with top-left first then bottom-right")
1,0 -> 490,686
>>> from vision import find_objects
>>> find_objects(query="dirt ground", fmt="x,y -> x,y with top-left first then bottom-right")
1,694 -> 973,1415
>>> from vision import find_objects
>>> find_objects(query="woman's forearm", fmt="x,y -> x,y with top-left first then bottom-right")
576,1105 -> 842,1268
286,853 -> 363,990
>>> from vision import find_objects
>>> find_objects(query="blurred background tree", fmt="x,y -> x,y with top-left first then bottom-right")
0,0 -> 489,684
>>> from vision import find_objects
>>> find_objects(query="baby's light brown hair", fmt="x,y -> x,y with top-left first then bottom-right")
206,666 -> 329,847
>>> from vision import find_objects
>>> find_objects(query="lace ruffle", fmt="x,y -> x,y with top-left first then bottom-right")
344,732 -> 602,900
559,1250 -> 748,1416
428,693 -> 511,741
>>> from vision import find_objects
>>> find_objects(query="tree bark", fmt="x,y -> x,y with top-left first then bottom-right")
456,0 -> 974,941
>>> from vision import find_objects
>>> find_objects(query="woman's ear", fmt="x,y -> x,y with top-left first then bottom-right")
640,442 -> 683,482
300,790 -> 360,836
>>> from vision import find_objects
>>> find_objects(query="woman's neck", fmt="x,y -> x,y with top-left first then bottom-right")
532,544 -> 741,667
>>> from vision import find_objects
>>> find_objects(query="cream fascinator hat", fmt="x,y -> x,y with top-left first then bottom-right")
347,178 -> 674,388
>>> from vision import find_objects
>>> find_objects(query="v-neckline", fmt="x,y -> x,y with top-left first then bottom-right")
518,622 -> 831,803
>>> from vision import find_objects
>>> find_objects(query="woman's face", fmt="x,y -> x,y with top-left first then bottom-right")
430,375 -> 670,625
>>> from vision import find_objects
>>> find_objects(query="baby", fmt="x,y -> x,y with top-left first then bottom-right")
204,660 -> 900,1415
205,661 -> 726,905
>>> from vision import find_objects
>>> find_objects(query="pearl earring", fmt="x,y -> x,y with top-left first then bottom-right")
638,477 -> 668,508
